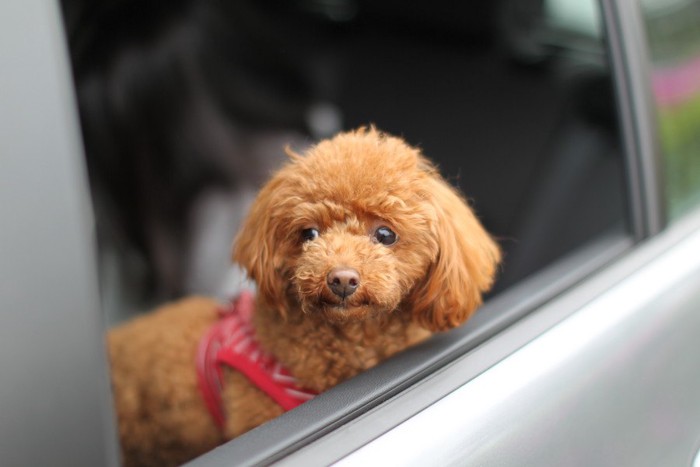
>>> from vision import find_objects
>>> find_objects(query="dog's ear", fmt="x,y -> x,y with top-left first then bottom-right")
410,172 -> 501,332
232,177 -> 289,315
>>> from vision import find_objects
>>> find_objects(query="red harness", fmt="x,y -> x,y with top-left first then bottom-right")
196,291 -> 316,430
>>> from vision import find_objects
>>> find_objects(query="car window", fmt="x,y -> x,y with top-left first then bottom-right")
58,0 -> 634,463
60,0 -> 630,319
640,0 -> 700,219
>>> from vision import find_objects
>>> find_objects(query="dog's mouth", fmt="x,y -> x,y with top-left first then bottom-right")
319,300 -> 372,313
294,275 -> 398,322
314,295 -> 376,321
320,297 -> 371,310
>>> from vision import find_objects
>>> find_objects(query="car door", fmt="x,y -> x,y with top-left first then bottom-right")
2,0 -> 700,466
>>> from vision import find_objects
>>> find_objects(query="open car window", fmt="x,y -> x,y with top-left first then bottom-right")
56,0 -> 641,464
59,0 -> 631,320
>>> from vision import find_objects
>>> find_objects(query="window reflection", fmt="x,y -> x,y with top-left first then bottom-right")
642,0 -> 700,218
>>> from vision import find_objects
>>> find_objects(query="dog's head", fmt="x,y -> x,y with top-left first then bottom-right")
233,128 -> 500,331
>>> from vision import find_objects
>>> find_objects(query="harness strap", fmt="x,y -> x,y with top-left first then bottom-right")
196,291 -> 316,430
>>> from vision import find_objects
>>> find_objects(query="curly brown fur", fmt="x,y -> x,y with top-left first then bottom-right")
109,127 -> 501,466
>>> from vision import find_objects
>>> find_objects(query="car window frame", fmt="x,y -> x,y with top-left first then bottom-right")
603,0 -> 668,237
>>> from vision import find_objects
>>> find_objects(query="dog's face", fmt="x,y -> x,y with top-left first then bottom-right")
233,128 -> 500,331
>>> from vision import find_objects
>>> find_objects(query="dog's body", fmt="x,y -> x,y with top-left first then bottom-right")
109,128 -> 500,466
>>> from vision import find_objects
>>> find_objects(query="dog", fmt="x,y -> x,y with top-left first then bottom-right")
108,128 -> 501,466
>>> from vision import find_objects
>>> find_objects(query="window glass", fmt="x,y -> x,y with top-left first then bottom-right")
641,0 -> 700,218
61,0 -> 629,319
60,0 -> 629,461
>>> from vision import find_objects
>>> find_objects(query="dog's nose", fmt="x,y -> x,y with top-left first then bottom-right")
327,267 -> 360,299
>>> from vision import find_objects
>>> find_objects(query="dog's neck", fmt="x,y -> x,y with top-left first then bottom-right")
252,298 -> 430,392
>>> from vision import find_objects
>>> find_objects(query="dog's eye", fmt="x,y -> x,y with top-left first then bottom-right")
301,228 -> 319,242
373,226 -> 397,246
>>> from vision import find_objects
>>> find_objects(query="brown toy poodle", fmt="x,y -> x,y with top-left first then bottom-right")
108,127 -> 501,466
